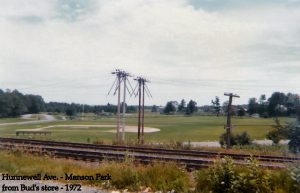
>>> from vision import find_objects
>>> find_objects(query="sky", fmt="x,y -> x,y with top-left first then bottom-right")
0,0 -> 300,106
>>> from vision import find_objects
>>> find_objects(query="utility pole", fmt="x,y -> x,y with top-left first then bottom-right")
134,77 -> 152,144
109,69 -> 122,143
108,69 -> 134,144
141,81 -> 145,144
224,92 -> 240,149
121,71 -> 131,142
136,78 -> 142,144
81,104 -> 84,120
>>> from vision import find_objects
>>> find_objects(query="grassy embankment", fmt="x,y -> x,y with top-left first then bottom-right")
0,150 -> 299,193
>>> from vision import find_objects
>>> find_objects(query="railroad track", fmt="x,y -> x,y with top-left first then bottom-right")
0,137 -> 298,170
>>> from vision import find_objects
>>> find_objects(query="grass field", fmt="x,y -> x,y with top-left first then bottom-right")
0,114 -> 295,144
0,114 -> 44,123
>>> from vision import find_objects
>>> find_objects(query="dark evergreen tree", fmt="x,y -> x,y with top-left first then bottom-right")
178,99 -> 186,112
163,101 -> 176,114
211,96 -> 221,116
186,100 -> 197,115
248,98 -> 259,115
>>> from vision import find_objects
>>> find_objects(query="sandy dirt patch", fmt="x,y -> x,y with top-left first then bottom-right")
17,125 -> 160,133
106,126 -> 160,133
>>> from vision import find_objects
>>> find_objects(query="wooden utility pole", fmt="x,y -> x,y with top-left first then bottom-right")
134,77 -> 151,145
109,69 -> 133,144
224,92 -> 240,149
141,81 -> 145,144
122,75 -> 127,142
137,79 -> 142,144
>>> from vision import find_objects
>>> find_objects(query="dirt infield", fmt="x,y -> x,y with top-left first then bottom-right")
106,126 -> 160,133
17,125 -> 160,133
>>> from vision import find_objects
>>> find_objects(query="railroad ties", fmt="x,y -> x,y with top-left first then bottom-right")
0,137 -> 299,170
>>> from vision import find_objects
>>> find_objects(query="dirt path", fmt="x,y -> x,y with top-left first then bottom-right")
0,114 -> 57,127
17,125 -> 161,133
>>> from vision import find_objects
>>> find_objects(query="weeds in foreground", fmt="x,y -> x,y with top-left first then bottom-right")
195,157 -> 300,193
0,150 -> 299,193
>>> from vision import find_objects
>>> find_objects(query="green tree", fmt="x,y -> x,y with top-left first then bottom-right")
127,106 -> 137,113
248,97 -> 259,115
237,107 -> 245,117
0,90 -> 12,117
266,118 -> 291,144
151,105 -> 158,112
25,95 -> 45,114
178,99 -> 186,112
9,90 -> 28,117
211,96 -> 221,116
268,92 -> 287,116
163,101 -> 176,114
65,108 -> 76,116
258,94 -> 267,116
186,100 -> 197,115
288,125 -> 300,153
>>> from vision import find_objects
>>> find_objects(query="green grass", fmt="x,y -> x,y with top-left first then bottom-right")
0,114 -> 295,143
0,150 -> 190,192
0,149 -> 298,192
0,117 -> 32,123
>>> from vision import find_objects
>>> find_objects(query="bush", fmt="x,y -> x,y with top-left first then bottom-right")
219,133 -> 237,147
207,157 -> 236,193
140,163 -> 190,192
200,157 -> 272,193
266,118 -> 292,144
108,163 -> 140,190
235,132 -> 252,145
290,166 -> 300,192
231,158 -> 272,193
196,157 -> 300,193
219,132 -> 252,147
288,125 -> 300,153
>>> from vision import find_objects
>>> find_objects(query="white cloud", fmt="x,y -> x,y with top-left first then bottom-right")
0,0 -> 299,105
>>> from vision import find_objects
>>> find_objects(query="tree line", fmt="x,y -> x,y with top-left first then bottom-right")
161,99 -> 198,115
1,89 -> 299,118
247,92 -> 300,117
0,89 -> 138,118
0,89 -> 45,117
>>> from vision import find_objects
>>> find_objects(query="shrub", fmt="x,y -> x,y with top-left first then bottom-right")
207,157 -> 236,193
108,163 -> 140,190
235,132 -> 252,145
288,125 -> 300,153
231,157 -> 272,193
219,133 -> 237,147
219,132 -> 252,147
199,157 -> 273,193
195,169 -> 211,193
266,118 -> 293,144
290,166 -> 300,193
140,163 -> 190,192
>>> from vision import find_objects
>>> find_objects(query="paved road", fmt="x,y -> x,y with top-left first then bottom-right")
0,114 -> 58,126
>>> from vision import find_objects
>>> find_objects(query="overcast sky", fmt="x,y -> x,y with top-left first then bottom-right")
0,0 -> 300,106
